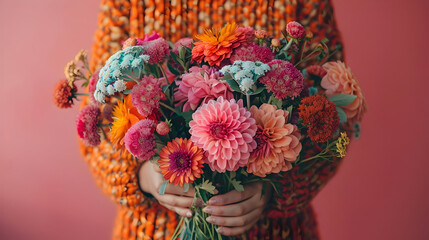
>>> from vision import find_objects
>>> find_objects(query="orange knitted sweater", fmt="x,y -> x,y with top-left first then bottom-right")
80,0 -> 345,239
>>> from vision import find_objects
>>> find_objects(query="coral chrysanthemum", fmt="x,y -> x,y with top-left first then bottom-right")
131,76 -> 162,116
158,138 -> 205,187
247,104 -> 302,177
192,22 -> 246,66
259,60 -> 304,99
110,95 -> 144,147
189,97 -> 257,172
124,119 -> 156,161
174,66 -> 233,111
321,61 -> 367,123
230,43 -> 274,63
76,105 -> 101,146
299,95 -> 339,143
53,79 -> 77,109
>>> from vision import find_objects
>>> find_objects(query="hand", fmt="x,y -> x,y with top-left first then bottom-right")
138,161 -> 195,217
203,182 -> 272,236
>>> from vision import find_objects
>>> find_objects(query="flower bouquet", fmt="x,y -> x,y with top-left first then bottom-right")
54,21 -> 366,239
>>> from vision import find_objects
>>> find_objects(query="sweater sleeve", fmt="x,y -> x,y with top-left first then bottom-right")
79,0 -> 151,211
267,0 -> 349,218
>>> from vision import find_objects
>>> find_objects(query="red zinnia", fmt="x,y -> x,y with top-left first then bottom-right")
53,79 -> 77,109
298,95 -> 339,143
158,138 -> 205,187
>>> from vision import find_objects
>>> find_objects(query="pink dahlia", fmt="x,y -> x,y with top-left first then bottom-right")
140,37 -> 170,65
173,38 -> 193,54
230,43 -> 275,63
259,60 -> 304,99
321,61 -> 367,123
131,76 -> 162,116
124,119 -> 156,161
247,104 -> 302,177
175,66 -> 233,112
76,105 -> 101,146
189,97 -> 257,172
286,21 -> 306,39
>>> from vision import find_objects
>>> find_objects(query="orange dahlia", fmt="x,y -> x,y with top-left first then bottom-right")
158,138 -> 205,187
110,95 -> 144,147
247,104 -> 302,177
192,22 -> 246,66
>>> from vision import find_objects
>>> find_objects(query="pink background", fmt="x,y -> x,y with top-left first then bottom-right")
1,0 -> 428,239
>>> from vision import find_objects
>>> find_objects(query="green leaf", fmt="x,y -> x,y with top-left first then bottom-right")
199,189 -> 209,203
271,96 -> 283,109
226,79 -> 242,92
222,73 -> 233,81
252,86 -> 265,95
336,106 -> 347,123
184,183 -> 190,193
158,181 -> 168,195
179,46 -> 186,60
200,179 -> 216,194
231,179 -> 244,192
329,94 -> 357,106
230,171 -> 236,179
167,62 -> 180,76
286,105 -> 293,122
240,168 -> 248,177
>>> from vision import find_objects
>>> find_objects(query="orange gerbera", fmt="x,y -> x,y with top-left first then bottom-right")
158,138 -> 205,187
192,22 -> 246,66
110,95 -> 144,147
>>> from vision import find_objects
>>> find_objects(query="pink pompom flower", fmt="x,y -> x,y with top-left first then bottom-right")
189,97 -> 257,172
131,76 -> 162,116
124,119 -> 156,161
140,37 -> 170,65
156,121 -> 170,135
76,105 -> 101,146
286,21 -> 306,39
175,66 -> 234,112
259,60 -> 304,99
230,43 -> 275,63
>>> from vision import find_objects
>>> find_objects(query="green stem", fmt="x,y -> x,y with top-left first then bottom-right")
158,64 -> 170,86
300,41 -> 308,61
171,216 -> 185,240
246,93 -> 251,109
75,93 -> 89,96
159,102 -> 180,114
282,38 -> 294,52
267,95 -> 274,105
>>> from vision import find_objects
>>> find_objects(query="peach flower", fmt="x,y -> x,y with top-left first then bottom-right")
321,61 -> 367,123
247,104 -> 302,177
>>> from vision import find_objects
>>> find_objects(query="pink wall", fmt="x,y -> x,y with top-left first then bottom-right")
0,0 -> 428,239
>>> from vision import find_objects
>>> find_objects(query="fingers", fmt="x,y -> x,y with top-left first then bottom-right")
159,203 -> 193,218
203,197 -> 257,216
156,194 -> 194,217
208,183 -> 260,206
152,163 -> 162,173
206,207 -> 262,227
163,183 -> 195,197
217,217 -> 259,236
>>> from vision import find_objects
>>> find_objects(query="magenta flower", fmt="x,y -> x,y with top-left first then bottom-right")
131,76 -> 161,116
175,66 -> 234,112
140,37 -> 170,65
138,31 -> 161,43
230,43 -> 275,63
76,105 -> 101,146
88,70 -> 101,106
189,97 -> 257,172
259,60 -> 304,99
286,21 -> 306,39
124,119 -> 156,161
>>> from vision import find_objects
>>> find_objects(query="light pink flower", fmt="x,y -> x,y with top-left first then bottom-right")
237,27 -> 256,44
247,104 -> 302,177
189,97 -> 257,172
286,21 -> 306,39
175,66 -> 234,112
259,60 -> 304,99
321,61 -> 367,123
230,43 -> 274,63
76,105 -> 101,146
140,37 -> 170,65
173,38 -> 193,54
124,119 -> 156,161
131,76 -> 162,116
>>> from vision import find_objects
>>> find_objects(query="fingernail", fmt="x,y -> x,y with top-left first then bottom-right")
208,198 -> 218,205
217,227 -> 224,234
203,207 -> 212,214
186,212 -> 192,218
206,216 -> 215,223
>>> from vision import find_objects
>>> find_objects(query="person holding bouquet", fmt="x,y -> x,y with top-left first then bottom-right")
54,0 -> 366,239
